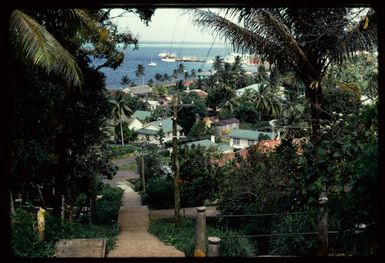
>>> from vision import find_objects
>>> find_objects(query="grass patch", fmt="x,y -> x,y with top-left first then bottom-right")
117,162 -> 136,171
149,218 -> 256,257
109,144 -> 140,159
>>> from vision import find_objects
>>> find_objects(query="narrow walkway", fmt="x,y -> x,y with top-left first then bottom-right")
106,161 -> 185,257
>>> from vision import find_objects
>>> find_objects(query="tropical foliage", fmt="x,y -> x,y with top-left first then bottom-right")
191,7 -> 377,139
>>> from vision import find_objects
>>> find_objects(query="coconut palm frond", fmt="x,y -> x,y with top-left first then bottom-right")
11,10 -> 83,87
329,9 -> 377,66
191,9 -> 295,67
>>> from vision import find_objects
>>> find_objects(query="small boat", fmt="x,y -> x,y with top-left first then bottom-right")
148,55 -> 157,66
161,57 -> 176,62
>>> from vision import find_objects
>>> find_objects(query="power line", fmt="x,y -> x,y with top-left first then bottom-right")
199,34 -> 218,72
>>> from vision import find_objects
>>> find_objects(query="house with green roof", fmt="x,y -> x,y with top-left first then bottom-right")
137,117 -> 183,144
228,129 -> 276,149
132,110 -> 151,122
235,83 -> 261,96
185,136 -> 233,153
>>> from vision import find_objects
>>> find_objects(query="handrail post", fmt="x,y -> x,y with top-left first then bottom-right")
317,192 -> 328,256
207,236 -> 221,257
194,206 -> 206,257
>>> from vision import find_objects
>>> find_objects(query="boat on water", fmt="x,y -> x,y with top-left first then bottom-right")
159,52 -> 176,59
160,57 -> 176,62
148,55 -> 157,66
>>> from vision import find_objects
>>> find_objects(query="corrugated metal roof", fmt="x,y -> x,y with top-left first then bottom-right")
132,110 -> 151,121
228,129 -> 275,140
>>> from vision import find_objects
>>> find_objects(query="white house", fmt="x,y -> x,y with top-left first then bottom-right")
211,118 -> 240,134
236,83 -> 285,99
185,135 -> 233,153
146,100 -> 161,110
228,129 -> 276,149
236,83 -> 261,97
136,117 -> 183,144
119,115 -> 143,130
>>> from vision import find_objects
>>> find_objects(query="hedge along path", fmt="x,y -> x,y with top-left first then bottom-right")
106,160 -> 185,257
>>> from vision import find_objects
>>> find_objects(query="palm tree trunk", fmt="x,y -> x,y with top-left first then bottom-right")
142,76 -> 145,86
120,121 -> 124,146
10,189 -> 15,215
306,82 -> 323,141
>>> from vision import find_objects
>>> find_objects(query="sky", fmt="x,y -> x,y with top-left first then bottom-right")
110,8 -> 226,44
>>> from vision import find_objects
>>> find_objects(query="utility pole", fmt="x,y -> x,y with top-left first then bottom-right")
141,144 -> 146,192
172,94 -> 181,226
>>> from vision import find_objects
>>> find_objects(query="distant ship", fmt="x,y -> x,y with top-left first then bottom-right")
160,57 -> 176,62
159,52 -> 177,62
148,55 -> 157,66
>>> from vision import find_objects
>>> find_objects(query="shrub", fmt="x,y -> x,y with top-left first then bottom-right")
141,177 -> 174,209
149,218 -> 256,257
269,213 -> 317,256
92,185 -> 124,225
11,205 -> 121,257
11,208 -> 53,257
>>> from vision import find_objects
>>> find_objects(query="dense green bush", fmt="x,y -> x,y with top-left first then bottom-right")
269,213 -> 317,256
11,208 -> 53,257
178,145 -> 223,208
149,218 -> 255,257
92,185 -> 124,225
141,177 -> 174,209
11,207 -> 120,257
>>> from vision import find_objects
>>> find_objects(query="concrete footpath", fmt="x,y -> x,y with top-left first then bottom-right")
106,170 -> 184,257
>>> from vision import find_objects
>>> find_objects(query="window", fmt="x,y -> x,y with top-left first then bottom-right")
233,138 -> 240,145
248,140 -> 255,146
145,135 -> 150,141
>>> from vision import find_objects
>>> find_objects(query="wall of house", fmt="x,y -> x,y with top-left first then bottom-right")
230,138 -> 256,149
164,131 -> 180,142
128,119 -> 143,130
137,131 -> 181,144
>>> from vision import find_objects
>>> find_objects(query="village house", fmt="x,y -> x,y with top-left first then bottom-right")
228,129 -> 276,149
122,85 -> 153,97
136,117 -> 182,144
132,110 -> 151,123
236,83 -> 261,97
120,115 -> 143,130
183,89 -> 208,99
236,83 -> 286,99
185,135 -> 233,153
145,100 -> 161,110
211,118 -> 240,134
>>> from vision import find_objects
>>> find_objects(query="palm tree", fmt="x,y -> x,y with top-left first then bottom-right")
191,68 -> 197,78
184,72 -> 190,80
110,91 -> 132,146
135,64 -> 145,86
191,8 -> 377,140
172,69 -> 179,82
177,63 -> 185,76
154,73 -> 163,83
213,55 -> 224,72
249,83 -> 282,120
120,75 -> 130,87
10,9 -> 91,87
176,63 -> 185,80
163,73 -> 171,83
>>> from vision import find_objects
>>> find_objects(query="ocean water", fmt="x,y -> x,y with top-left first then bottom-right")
90,42 -> 258,88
